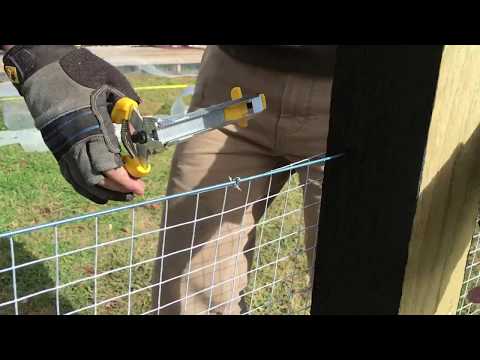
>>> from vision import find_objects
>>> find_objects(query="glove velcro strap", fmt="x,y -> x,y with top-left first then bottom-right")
3,45 -> 76,91
40,108 -> 103,160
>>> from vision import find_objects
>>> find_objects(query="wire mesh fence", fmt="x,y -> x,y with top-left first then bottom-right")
457,212 -> 480,315
2,144 -> 479,315
0,154 -> 339,315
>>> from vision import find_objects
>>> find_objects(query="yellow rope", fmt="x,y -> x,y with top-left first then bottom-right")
0,96 -> 23,103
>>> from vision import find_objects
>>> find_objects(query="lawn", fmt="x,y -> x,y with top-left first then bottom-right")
0,74 -> 313,315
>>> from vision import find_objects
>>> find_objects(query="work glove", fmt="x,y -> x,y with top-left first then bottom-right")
3,45 -> 143,204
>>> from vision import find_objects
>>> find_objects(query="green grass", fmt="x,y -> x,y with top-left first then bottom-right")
0,110 -> 6,130
0,75 -> 312,315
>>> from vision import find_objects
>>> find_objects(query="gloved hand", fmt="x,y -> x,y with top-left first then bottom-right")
3,45 -> 145,204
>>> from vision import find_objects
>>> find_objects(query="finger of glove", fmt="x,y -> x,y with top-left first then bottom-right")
98,176 -> 133,194
60,163 -> 108,205
88,137 -> 124,174
90,86 -> 123,154
66,144 -> 134,202
87,139 -> 143,194
67,160 -> 135,202
103,167 -> 146,196
58,48 -> 140,103
71,139 -> 105,187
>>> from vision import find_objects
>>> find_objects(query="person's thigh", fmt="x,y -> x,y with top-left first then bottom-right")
278,73 -> 332,160
280,73 -> 333,299
153,131 -> 289,315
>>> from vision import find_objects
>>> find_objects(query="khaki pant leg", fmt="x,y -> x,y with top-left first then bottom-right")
279,73 -> 333,302
152,46 -> 292,315
151,131 -> 288,315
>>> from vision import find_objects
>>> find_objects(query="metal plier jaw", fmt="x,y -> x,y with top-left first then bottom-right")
110,87 -> 267,178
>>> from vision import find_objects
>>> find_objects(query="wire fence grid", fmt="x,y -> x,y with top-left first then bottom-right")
2,148 -> 479,315
456,212 -> 480,315
0,154 -> 340,315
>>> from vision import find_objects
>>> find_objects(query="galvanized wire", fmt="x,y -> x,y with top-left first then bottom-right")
0,153 -> 340,315
457,212 -> 480,315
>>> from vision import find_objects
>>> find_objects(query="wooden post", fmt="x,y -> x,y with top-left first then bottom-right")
311,46 -> 480,315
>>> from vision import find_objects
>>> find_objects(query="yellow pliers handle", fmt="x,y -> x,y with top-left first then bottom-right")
111,97 -> 152,178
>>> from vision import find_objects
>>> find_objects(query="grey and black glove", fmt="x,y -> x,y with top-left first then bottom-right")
3,45 -> 141,204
